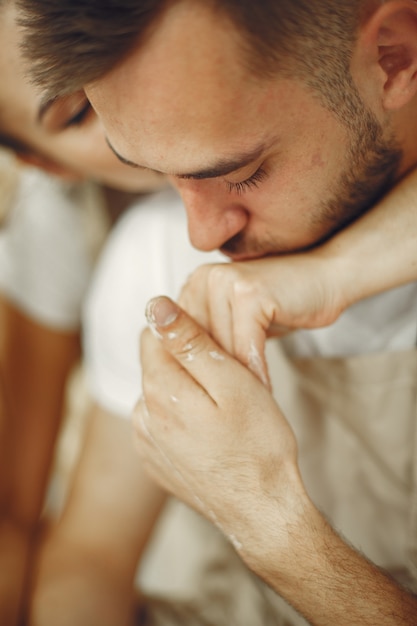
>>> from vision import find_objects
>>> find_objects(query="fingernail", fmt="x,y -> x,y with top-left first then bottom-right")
146,296 -> 179,328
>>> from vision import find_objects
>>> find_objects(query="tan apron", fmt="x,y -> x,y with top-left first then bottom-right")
142,341 -> 417,625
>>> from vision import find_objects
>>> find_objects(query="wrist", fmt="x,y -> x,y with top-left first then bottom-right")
316,201 -> 417,311
236,461 -> 314,582
313,232 -> 370,316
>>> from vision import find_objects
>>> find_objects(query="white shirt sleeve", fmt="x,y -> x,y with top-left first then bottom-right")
283,283 -> 417,358
83,187 -> 226,418
0,168 -> 103,330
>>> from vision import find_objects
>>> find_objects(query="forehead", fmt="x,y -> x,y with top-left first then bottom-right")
86,1 -> 288,174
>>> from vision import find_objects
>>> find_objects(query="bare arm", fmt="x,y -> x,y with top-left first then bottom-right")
0,297 -> 80,626
249,503 -> 417,626
180,168 -> 417,383
29,402 -> 166,626
134,297 -> 417,626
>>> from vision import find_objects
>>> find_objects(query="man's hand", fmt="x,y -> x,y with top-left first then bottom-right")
134,296 -> 305,560
135,297 -> 417,625
178,252 -> 344,387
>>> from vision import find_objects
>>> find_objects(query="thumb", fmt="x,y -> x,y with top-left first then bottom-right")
145,295 -> 240,400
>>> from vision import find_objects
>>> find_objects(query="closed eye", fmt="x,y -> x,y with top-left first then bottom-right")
39,92 -> 93,132
63,101 -> 92,128
226,166 -> 268,195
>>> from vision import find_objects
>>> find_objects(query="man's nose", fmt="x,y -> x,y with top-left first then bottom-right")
172,178 -> 249,252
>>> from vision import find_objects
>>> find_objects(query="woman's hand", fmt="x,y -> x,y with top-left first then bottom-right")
179,251 -> 343,386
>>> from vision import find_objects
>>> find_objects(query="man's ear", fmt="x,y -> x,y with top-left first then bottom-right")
15,150 -> 83,181
355,0 -> 417,111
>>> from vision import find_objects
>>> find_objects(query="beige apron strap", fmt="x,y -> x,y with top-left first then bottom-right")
407,393 -> 417,589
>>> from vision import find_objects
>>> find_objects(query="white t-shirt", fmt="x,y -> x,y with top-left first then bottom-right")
0,167 -> 107,330
84,186 -> 417,418
282,283 -> 417,357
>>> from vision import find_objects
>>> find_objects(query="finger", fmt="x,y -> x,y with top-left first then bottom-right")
132,395 -> 189,490
140,326 -> 214,414
132,394 -> 211,515
132,396 -> 168,481
145,295 -> 249,403
206,265 -> 234,356
230,285 -> 272,388
178,270 -> 210,329
267,322 -> 293,337
132,394 -> 154,444
233,321 -> 270,389
179,264 -> 235,355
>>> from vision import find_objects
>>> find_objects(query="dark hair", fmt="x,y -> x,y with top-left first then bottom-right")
18,0 -> 367,114
18,0 -> 168,97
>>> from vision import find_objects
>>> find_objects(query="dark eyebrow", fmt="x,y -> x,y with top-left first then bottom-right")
176,143 -> 267,180
106,138 -> 148,170
106,138 -> 270,179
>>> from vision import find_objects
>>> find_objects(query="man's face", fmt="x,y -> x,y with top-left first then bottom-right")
87,1 -> 400,258
0,5 -> 164,192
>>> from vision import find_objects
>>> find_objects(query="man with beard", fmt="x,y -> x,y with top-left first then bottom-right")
17,1 -> 417,624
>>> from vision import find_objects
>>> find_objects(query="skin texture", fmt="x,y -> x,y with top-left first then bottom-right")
135,295 -> 417,625
3,0 -> 417,622
178,167 -> 417,383
86,1 -> 416,257
79,0 -> 417,622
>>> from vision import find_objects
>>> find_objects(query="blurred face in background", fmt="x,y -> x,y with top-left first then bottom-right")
0,3 -> 165,192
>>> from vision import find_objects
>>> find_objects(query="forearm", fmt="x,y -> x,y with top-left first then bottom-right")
241,484 -> 417,626
136,299 -> 417,624
30,530 -> 137,626
318,168 -> 417,312
30,405 -> 166,626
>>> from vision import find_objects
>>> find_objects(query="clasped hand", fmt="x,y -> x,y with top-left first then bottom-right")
178,254 -> 343,386
133,296 -> 301,559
